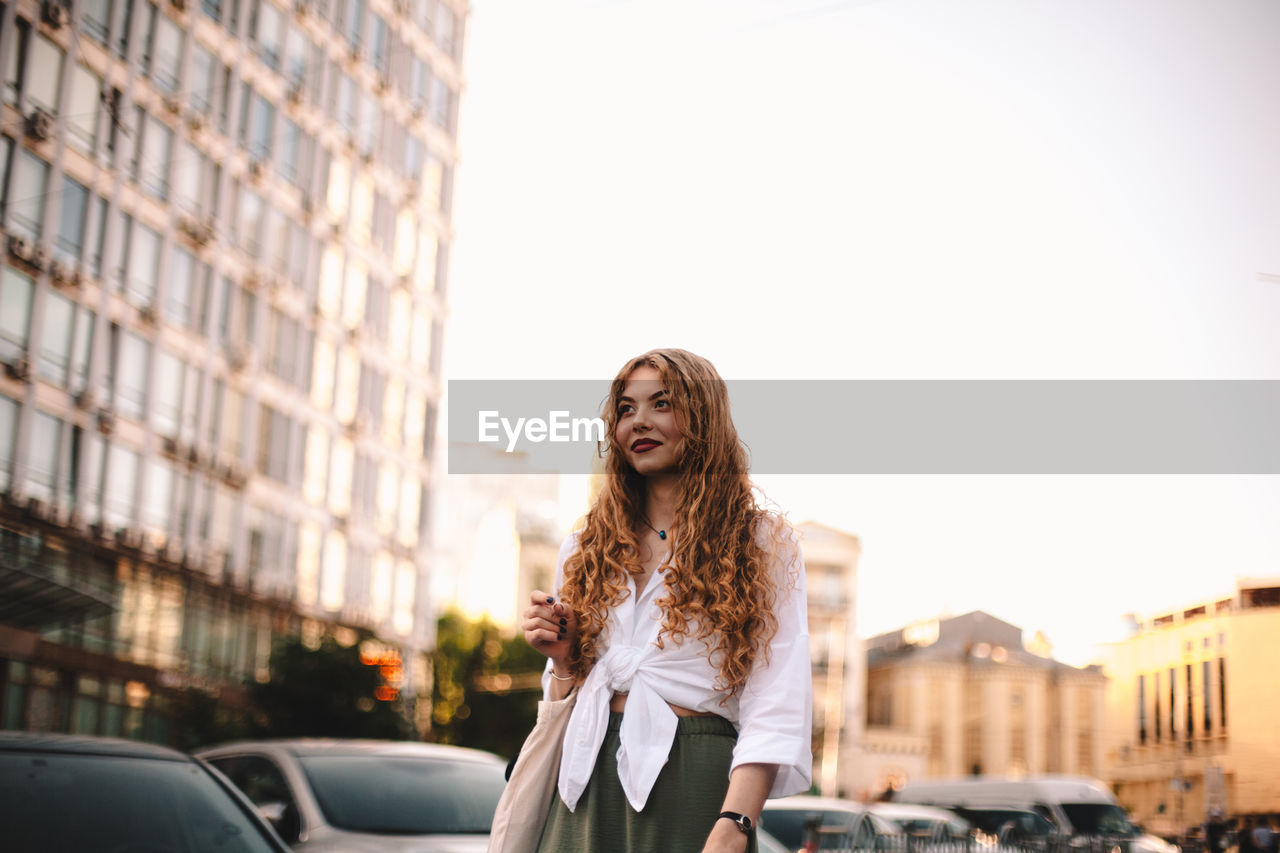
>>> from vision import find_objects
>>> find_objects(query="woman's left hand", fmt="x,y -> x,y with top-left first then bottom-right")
700,819 -> 751,853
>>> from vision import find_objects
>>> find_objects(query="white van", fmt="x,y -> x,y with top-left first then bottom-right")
890,776 -> 1175,853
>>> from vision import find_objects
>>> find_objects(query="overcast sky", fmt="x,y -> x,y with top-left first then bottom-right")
439,0 -> 1280,664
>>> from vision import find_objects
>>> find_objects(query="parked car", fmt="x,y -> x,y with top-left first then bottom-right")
892,776 -> 1138,839
195,739 -> 507,852
0,731 -> 291,853
761,795 -> 899,851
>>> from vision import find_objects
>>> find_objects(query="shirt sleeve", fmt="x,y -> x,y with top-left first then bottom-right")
730,523 -> 814,797
541,532 -> 582,700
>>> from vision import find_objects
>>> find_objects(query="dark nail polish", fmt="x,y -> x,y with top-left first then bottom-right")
559,618 -> 567,626
557,632 -> 565,640
546,596 -> 555,604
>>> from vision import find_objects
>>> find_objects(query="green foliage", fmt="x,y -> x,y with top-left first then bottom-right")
169,686 -> 252,751
248,635 -> 408,740
431,610 -> 546,760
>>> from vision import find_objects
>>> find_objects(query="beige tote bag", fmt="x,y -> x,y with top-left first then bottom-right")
486,687 -> 578,853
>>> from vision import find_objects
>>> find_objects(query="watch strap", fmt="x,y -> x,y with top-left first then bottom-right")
718,811 -> 754,834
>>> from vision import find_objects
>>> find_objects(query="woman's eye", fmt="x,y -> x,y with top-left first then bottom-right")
655,399 -> 670,409
618,404 -> 634,415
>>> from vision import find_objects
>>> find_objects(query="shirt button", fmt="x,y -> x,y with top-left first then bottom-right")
578,739 -> 586,747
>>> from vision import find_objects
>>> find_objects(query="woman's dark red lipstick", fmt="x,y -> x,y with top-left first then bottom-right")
631,439 -> 661,452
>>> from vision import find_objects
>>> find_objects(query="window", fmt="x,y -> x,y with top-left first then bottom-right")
237,187 -> 265,259
25,411 -> 62,504
165,246 -> 206,329
102,443 -> 140,529
82,0 -> 112,44
0,394 -> 17,491
342,0 -> 366,52
111,326 -> 150,421
89,195 -> 109,279
254,2 -> 284,70
140,459 -> 173,536
264,206 -> 290,273
1168,666 -> 1176,738
9,149 -> 49,240
371,14 -> 389,74
0,267 -> 35,362
256,404 -> 291,482
1219,658 -> 1227,731
152,350 -> 184,437
1185,663 -> 1194,746
37,290 -> 75,385
277,118 -> 312,187
139,115 -> 174,200
436,4 -> 457,58
1203,660 -> 1212,734
245,90 -> 275,162
123,217 -> 162,306
55,176 -> 90,265
189,45 -> 216,117
2,20 -> 29,107
149,10 -> 184,94
66,65 -> 102,154
356,93 -> 378,158
68,305 -> 94,396
1153,671 -> 1161,742
283,25 -> 310,87
428,77 -> 451,130
1137,674 -> 1146,745
266,309 -> 299,384
408,57 -> 427,111
26,34 -> 65,114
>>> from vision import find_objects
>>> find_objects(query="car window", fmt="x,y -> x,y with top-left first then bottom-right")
297,754 -> 505,834
208,755 -> 302,843
0,751 -> 282,852
761,808 -> 858,851
1061,803 -> 1135,836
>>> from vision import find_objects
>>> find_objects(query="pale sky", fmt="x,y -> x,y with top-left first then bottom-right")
439,0 -> 1280,665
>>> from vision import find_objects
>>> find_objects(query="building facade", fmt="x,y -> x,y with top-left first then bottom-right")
797,521 -> 864,798
0,0 -> 465,741
1098,578 -> 1280,835
865,611 -> 1107,792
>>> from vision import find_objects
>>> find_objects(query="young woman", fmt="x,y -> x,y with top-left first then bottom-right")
522,349 -> 812,853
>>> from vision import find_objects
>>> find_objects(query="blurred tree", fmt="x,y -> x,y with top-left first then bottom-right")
431,609 -> 545,760
169,686 -> 252,751
248,635 -> 408,739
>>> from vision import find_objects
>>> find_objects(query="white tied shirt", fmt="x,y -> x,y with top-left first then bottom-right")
545,527 -> 813,813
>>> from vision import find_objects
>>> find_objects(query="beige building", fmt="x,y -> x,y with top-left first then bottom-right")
797,521 -> 864,798
1097,578 -> 1280,834
0,0 -> 465,740
865,611 -> 1107,793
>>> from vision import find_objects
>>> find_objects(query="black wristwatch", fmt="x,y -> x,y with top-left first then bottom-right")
718,811 -> 754,835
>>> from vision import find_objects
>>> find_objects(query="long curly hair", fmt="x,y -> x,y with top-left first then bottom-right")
559,349 -> 789,696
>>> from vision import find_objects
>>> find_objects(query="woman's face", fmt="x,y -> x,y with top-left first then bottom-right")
615,365 -> 685,477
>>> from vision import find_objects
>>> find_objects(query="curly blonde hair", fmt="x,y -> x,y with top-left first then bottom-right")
559,349 -> 789,695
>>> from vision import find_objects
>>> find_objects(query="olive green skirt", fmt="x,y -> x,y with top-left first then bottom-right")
536,711 -> 757,853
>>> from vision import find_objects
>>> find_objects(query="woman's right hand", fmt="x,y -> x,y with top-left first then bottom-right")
523,590 -> 577,671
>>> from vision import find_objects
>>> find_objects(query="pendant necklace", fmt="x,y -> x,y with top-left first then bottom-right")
639,513 -> 667,540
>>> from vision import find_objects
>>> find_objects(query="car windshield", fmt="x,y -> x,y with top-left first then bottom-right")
957,808 -> 1056,836
298,754 -> 506,834
0,751 -> 280,852
761,808 -> 859,851
1061,803 -> 1135,836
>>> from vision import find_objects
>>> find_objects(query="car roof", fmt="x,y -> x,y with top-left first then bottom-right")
0,731 -> 191,762
871,802 -> 967,820
197,738 -> 503,764
765,795 -> 867,812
